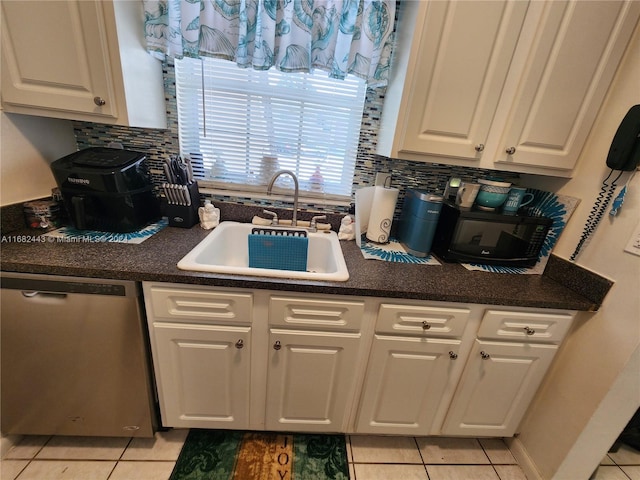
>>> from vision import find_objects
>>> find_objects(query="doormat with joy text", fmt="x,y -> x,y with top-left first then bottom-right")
170,429 -> 349,480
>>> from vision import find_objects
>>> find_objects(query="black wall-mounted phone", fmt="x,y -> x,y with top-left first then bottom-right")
606,104 -> 640,171
571,105 -> 640,261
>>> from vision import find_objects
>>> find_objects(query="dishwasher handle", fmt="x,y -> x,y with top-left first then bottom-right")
22,291 -> 68,299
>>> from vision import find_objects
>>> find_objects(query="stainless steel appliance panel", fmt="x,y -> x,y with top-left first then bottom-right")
1,273 -> 156,437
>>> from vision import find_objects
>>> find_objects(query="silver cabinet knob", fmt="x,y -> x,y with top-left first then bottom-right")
273,340 -> 282,351
505,147 -> 516,155
93,96 -> 106,106
524,327 -> 536,336
449,351 -> 458,359
480,351 -> 491,359
475,144 -> 485,152
422,321 -> 431,331
235,339 -> 244,349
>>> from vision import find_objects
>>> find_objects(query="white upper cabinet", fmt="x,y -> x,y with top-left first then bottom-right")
490,1 -> 639,172
1,0 -> 166,129
378,0 -> 640,177
379,1 -> 529,162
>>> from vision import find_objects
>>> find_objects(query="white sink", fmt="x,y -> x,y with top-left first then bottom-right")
177,222 -> 349,281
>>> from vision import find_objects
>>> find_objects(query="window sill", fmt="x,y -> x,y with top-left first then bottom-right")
197,181 -> 352,208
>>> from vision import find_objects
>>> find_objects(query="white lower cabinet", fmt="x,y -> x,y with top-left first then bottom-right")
143,282 -> 575,437
152,323 -> 251,429
355,335 -> 460,435
265,329 -> 361,432
441,339 -> 557,437
354,301 -> 471,435
441,308 -> 575,437
143,283 -> 254,430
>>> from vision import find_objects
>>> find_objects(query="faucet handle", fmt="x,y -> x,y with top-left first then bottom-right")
262,209 -> 279,225
310,215 -> 327,232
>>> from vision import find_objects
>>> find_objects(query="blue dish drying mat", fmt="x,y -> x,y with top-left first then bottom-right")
248,228 -> 308,272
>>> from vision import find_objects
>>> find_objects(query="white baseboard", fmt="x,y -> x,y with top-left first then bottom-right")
507,436 -> 545,480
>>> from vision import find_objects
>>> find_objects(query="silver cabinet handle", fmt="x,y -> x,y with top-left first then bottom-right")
475,144 -> 485,152
235,339 -> 244,349
273,341 -> 282,351
505,147 -> 516,155
480,351 -> 490,359
422,321 -> 431,331
449,351 -> 458,359
524,327 -> 536,336
93,96 -> 106,106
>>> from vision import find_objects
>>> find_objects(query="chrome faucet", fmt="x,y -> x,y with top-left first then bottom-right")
267,170 -> 299,227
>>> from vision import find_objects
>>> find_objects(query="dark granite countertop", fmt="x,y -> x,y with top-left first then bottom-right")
0,202 -> 611,311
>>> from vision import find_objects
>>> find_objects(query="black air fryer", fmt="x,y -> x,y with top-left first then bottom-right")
51,147 -> 161,233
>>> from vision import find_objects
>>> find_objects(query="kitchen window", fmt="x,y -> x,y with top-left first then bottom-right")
175,56 -> 368,201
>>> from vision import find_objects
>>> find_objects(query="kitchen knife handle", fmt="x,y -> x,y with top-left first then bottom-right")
184,156 -> 195,184
184,185 -> 191,206
163,162 -> 174,183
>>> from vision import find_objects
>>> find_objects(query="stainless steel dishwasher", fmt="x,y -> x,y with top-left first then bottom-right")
1,272 -> 157,437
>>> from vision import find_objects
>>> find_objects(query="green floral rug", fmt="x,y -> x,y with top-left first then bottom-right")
170,430 -> 349,480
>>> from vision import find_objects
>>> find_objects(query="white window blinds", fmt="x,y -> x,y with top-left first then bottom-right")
175,57 -> 367,200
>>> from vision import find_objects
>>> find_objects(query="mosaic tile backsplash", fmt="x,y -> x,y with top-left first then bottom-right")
72,60 -> 520,217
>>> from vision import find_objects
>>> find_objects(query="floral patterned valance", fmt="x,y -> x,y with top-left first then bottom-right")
143,0 -> 396,86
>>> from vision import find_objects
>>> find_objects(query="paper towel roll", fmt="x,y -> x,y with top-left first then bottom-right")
366,186 -> 399,243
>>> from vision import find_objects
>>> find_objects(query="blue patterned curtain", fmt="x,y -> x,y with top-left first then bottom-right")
143,0 -> 396,86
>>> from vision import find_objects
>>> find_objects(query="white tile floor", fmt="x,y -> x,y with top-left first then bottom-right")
348,436 -> 525,480
2,431 -> 639,480
594,444 -> 640,480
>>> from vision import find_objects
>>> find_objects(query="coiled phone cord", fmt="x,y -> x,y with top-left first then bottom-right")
570,168 -> 624,261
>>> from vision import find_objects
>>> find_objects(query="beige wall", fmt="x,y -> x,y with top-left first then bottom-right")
0,112 -> 76,206
518,23 -> 640,479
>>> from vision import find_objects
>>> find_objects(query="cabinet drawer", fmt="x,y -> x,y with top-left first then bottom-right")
477,309 -> 574,343
269,296 -> 364,331
376,304 -> 470,337
146,285 -> 252,325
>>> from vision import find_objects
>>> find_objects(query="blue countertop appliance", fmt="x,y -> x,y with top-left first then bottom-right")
397,189 -> 443,257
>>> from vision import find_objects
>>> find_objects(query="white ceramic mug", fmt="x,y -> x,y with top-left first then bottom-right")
456,182 -> 480,208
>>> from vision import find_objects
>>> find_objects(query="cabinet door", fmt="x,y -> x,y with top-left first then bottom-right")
399,0 -> 529,160
265,329 -> 360,432
356,335 -> 461,435
442,339 -> 557,437
494,0 -> 640,171
151,323 -> 251,429
1,1 -> 117,118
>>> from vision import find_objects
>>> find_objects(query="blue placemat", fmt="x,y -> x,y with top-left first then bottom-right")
42,218 -> 168,244
359,236 -> 441,265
